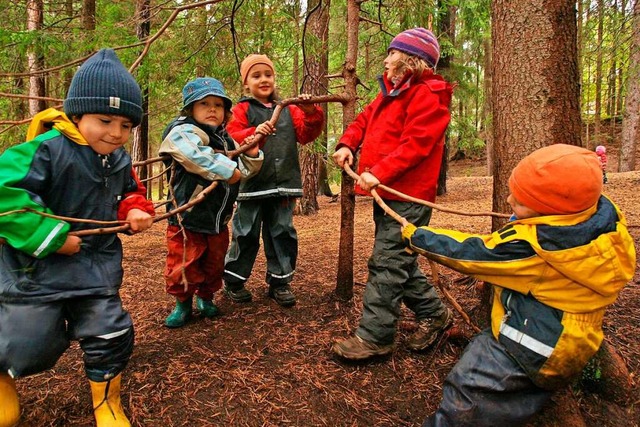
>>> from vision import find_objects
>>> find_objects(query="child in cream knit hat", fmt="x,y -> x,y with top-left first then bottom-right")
401,144 -> 636,426
222,54 -> 324,307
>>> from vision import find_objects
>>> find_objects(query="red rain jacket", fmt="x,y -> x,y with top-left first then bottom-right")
337,70 -> 453,202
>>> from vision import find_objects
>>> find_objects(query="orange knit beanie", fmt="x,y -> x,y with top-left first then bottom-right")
240,54 -> 275,84
508,144 -> 603,215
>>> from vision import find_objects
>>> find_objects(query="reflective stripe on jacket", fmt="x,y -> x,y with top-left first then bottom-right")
402,195 -> 636,389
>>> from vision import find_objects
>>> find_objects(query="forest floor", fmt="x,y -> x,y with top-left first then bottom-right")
13,156 -> 640,427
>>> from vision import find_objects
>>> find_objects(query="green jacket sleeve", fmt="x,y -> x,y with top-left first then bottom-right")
0,134 -> 69,258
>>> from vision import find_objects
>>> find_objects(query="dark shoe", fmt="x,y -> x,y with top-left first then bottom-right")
332,335 -> 394,360
223,283 -> 252,303
164,298 -> 193,328
407,308 -> 454,351
268,285 -> 296,307
195,296 -> 219,318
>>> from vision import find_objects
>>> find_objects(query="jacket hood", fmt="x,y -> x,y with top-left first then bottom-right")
523,196 -> 636,302
26,108 -> 88,146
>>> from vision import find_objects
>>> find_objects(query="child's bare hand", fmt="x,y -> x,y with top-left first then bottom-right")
399,217 -> 409,230
126,208 -> 154,233
228,168 -> 242,184
242,135 -> 261,157
298,93 -> 316,114
255,121 -> 275,136
56,235 -> 82,255
357,172 -> 380,192
332,147 -> 353,168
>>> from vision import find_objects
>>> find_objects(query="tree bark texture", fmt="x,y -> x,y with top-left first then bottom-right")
131,0 -> 151,197
335,0 -> 360,300
619,0 -> 640,172
299,0 -> 331,215
27,0 -> 46,116
491,0 -> 581,230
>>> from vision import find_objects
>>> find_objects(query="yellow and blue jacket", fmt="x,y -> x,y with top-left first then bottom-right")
402,195 -> 636,389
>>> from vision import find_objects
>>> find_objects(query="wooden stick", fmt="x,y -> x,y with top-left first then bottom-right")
344,163 -> 483,332
343,163 -> 509,218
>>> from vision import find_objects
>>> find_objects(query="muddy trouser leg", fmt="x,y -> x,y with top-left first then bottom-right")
164,225 -> 208,301
0,302 -> 69,377
223,199 -> 263,286
261,197 -> 297,287
356,201 -> 443,346
66,295 -> 134,382
388,201 -> 447,320
423,330 -> 552,427
197,227 -> 229,300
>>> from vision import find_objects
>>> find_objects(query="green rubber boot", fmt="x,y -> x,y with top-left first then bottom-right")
195,296 -> 219,318
164,297 -> 192,328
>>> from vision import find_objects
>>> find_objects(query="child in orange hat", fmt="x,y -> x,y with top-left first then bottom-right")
401,144 -> 636,426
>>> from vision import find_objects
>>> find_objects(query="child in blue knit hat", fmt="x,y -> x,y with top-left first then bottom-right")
0,48 -> 155,426
332,28 -> 454,361
159,77 -> 263,328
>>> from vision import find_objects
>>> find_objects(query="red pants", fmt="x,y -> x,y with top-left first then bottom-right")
164,225 -> 229,301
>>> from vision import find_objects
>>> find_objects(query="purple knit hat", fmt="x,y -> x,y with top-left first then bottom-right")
388,27 -> 440,68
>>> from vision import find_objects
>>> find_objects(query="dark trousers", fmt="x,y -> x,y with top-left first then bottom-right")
356,200 -> 446,345
0,295 -> 134,382
224,197 -> 297,288
423,330 -> 553,427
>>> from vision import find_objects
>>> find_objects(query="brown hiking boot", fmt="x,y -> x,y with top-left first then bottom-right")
407,308 -> 454,351
332,335 -> 394,360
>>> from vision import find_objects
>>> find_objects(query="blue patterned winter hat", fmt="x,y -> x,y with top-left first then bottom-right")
182,77 -> 233,111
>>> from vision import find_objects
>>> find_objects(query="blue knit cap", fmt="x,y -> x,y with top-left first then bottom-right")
63,49 -> 143,126
182,77 -> 232,111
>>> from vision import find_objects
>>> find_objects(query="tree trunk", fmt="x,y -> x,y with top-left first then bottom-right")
436,1 -> 455,196
299,0 -> 331,215
619,0 -> 640,172
491,0 -> 581,231
335,0 -> 360,300
593,0 -> 604,149
131,0 -> 151,197
27,0 -> 45,116
483,35 -> 493,175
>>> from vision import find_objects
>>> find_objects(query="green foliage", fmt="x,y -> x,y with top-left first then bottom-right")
0,0 -> 634,166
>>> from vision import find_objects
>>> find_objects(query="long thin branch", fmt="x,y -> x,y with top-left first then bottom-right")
69,181 -> 219,236
344,164 -> 483,332
129,0 -> 226,71
132,94 -> 351,167
343,163 -> 509,218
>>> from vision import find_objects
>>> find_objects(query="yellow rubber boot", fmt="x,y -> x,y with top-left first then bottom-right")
89,374 -> 131,427
0,373 -> 20,427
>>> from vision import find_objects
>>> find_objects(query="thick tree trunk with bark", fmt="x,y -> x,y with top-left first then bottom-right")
620,0 -> 640,172
299,0 -> 331,215
491,0 -> 581,230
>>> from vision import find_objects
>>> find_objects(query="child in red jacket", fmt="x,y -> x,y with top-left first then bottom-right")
332,28 -> 454,360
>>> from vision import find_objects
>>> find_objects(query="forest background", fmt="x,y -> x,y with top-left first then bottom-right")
2,0 -> 638,185
1,1 -> 640,426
